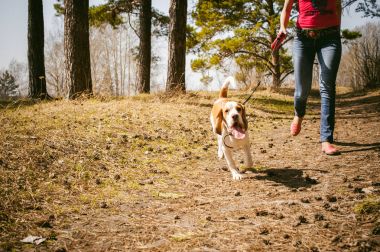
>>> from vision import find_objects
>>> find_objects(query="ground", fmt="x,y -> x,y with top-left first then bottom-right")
0,88 -> 379,251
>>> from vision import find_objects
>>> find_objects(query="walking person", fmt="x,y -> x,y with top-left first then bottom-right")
279,0 -> 342,155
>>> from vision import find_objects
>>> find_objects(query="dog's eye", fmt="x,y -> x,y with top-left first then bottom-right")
225,109 -> 229,113
236,107 -> 242,112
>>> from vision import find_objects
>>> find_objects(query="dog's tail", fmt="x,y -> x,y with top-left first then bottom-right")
219,76 -> 235,98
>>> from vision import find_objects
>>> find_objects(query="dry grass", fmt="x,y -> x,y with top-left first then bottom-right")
1,88 -> 379,251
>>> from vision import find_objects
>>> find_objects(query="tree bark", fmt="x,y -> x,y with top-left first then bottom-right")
271,49 -> 281,89
166,0 -> 187,92
137,0 -> 152,94
28,0 -> 49,99
64,0 -> 92,98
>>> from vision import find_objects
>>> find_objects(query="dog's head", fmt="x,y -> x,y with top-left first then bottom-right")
214,101 -> 248,139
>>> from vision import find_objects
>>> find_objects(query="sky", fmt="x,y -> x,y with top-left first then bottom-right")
0,0 -> 376,71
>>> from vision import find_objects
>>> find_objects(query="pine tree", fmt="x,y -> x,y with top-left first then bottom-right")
189,0 -> 293,88
166,0 -> 187,92
137,0 -> 152,94
64,0 -> 93,98
28,0 -> 49,98
0,71 -> 18,98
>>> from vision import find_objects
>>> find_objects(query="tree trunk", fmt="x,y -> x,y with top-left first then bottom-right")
271,49 -> 281,88
28,0 -> 48,99
64,0 -> 92,98
166,0 -> 187,92
136,0 -> 152,94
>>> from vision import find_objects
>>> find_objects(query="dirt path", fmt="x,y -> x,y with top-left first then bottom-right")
1,90 -> 379,251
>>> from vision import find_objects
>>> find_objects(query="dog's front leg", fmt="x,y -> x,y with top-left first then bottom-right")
243,144 -> 253,168
217,135 -> 224,159
223,147 -> 243,180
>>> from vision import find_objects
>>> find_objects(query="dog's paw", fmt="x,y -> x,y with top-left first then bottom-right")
231,171 -> 244,180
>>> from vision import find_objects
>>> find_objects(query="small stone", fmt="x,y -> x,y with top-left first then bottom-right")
256,210 -> 269,216
347,183 -> 353,188
100,202 -> 108,208
331,235 -> 341,243
293,240 -> 302,247
261,149 -> 267,153
260,228 -> 269,235
323,203 -> 331,210
174,215 -> 181,220
323,222 -> 330,228
298,187 -> 306,192
314,213 -> 324,221
95,178 -> 102,185
139,179 -> 154,185
298,215 -> 308,224
353,176 -> 365,181
354,187 -> 364,193
326,195 -> 337,202
314,196 -> 323,201
342,177 -> 348,183
371,181 -> 380,187
221,166 -> 228,171
310,246 -> 319,252
263,239 -> 271,245
329,205 -> 338,212
238,216 -> 246,220
362,187 -> 375,194
276,213 -> 284,219
268,143 -> 274,148
114,174 -> 121,181
301,197 -> 310,203
234,191 -> 241,196
372,225 -> 380,235
206,216 -> 212,221
356,194 -> 365,200
283,234 -> 290,239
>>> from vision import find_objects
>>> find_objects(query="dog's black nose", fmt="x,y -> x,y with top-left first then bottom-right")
232,114 -> 238,121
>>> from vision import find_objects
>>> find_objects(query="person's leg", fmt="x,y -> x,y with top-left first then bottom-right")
292,36 -> 316,135
316,36 -> 342,146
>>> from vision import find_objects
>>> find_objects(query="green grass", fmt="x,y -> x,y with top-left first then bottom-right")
354,197 -> 380,215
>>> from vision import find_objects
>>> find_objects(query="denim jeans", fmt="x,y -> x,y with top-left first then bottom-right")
292,33 -> 342,143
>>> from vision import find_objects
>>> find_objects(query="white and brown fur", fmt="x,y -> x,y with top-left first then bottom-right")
210,76 -> 253,180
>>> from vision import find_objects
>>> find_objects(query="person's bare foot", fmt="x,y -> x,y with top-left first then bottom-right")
290,116 -> 303,136
321,142 -> 340,155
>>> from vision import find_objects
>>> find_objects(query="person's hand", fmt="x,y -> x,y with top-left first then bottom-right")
278,27 -> 287,36
271,29 -> 287,52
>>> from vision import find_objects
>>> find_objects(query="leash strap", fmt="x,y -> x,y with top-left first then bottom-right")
242,80 -> 261,105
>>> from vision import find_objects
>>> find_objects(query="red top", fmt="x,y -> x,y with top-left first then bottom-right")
297,0 -> 340,29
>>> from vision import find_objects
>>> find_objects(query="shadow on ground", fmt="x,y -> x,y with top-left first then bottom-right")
335,141 -> 380,154
253,168 -> 320,189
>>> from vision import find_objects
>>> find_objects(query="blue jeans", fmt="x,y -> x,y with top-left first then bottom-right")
293,33 -> 342,143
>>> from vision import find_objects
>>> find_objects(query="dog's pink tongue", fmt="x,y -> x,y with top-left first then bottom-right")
231,126 -> 245,139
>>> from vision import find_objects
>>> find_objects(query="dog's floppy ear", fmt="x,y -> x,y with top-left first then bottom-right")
215,108 -> 223,135
241,104 -> 248,131
212,103 -> 223,135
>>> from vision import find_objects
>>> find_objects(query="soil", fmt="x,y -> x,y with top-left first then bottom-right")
0,89 -> 379,251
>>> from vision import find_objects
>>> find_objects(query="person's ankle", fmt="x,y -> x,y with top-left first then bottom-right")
322,141 -> 333,147
293,116 -> 303,125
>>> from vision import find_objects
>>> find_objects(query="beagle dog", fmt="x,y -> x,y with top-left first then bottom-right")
210,76 -> 253,180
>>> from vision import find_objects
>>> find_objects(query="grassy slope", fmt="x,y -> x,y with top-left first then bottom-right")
0,89 -> 379,251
